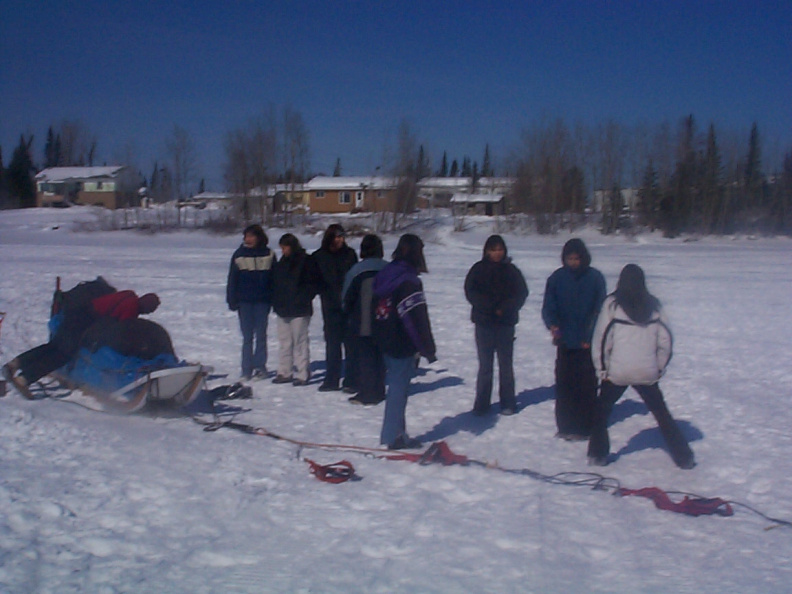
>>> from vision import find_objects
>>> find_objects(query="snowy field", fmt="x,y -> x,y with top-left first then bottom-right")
1,206 -> 791,593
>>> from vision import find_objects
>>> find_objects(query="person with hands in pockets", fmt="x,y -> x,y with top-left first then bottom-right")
588,263 -> 695,469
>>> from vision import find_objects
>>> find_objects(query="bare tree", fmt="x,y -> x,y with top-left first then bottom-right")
281,106 -> 311,224
165,124 -> 198,201
380,119 -> 419,231
223,111 -> 279,224
58,120 -> 97,166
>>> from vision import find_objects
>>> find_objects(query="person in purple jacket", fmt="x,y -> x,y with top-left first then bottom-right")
373,234 -> 437,450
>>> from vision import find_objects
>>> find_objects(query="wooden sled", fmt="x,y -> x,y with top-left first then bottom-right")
51,364 -> 211,414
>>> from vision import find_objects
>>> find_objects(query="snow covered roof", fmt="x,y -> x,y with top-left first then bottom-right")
35,166 -> 126,182
419,177 -> 515,190
450,193 -> 504,203
304,176 -> 397,191
192,192 -> 238,201
418,177 -> 473,189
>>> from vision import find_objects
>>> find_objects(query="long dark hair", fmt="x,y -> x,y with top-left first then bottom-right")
243,224 -> 268,247
360,234 -> 384,259
614,264 -> 660,324
320,223 -> 345,250
392,234 -> 427,273
278,233 -> 304,254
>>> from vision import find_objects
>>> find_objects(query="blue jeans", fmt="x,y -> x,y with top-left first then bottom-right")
238,301 -> 271,377
380,354 -> 417,445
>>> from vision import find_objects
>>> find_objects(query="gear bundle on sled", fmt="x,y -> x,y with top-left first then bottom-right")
28,277 -> 210,413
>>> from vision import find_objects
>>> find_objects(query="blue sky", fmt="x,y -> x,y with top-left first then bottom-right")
2,0 -> 790,190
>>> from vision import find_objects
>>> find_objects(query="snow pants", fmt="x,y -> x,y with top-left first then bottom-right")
320,304 -> 351,389
588,381 -> 694,468
554,346 -> 598,436
276,315 -> 311,382
16,342 -> 72,384
380,354 -> 417,446
473,323 -> 516,413
238,301 -> 270,378
350,335 -> 385,404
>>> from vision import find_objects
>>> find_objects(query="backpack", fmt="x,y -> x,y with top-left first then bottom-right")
49,277 -> 117,354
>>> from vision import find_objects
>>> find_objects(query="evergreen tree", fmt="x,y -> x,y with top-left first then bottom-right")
481,144 -> 492,177
745,122 -> 763,212
663,114 -> 698,236
436,151 -> 448,177
700,124 -> 723,233
44,126 -> 58,168
198,178 -> 205,194
776,151 -> 792,233
415,145 -> 429,179
333,157 -> 341,177
7,135 -> 36,208
637,160 -> 660,230
461,156 -> 471,177
449,159 -> 459,177
0,145 -> 8,208
149,162 -> 160,202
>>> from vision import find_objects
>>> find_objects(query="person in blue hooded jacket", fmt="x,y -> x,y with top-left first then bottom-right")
373,234 -> 436,450
226,224 -> 276,380
541,238 -> 606,440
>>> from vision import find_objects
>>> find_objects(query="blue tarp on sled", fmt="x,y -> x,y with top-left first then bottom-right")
63,346 -> 183,395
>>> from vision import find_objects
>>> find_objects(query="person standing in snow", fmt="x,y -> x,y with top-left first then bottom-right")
588,264 -> 695,469
464,235 -> 529,416
271,234 -> 319,386
373,234 -> 436,450
313,224 -> 358,392
342,234 -> 388,406
3,280 -> 160,399
226,224 -> 276,380
541,238 -> 606,440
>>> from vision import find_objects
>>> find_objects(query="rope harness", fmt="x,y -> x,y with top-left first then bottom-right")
195,415 -> 791,529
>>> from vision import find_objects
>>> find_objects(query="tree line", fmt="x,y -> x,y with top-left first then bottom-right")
1,113 -> 790,236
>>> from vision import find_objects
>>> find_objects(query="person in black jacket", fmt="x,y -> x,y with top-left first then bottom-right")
226,224 -> 276,380
342,234 -> 388,405
464,235 -> 529,416
312,224 -> 358,392
373,234 -> 436,450
271,234 -> 319,386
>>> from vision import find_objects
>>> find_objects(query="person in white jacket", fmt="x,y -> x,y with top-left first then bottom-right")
588,264 -> 695,469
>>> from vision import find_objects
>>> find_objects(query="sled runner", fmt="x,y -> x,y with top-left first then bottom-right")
52,361 -> 210,414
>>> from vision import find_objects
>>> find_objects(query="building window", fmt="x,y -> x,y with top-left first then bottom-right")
316,191 -> 325,198
339,191 -> 351,204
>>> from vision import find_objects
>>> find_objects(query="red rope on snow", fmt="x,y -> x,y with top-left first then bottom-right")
618,487 -> 734,517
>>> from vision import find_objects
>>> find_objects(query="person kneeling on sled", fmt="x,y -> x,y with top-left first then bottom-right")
588,264 -> 695,469
3,283 -> 160,399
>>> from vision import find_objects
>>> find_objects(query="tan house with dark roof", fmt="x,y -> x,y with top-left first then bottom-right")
35,166 -> 142,209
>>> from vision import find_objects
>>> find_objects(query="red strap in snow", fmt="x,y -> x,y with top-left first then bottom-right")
385,441 -> 470,466
618,487 -> 734,517
305,459 -> 360,483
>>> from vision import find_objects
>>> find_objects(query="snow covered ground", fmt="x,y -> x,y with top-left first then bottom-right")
1,206 -> 791,593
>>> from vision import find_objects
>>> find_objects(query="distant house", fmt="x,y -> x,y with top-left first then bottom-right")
420,177 -> 515,212
590,188 -> 640,213
450,193 -> 506,216
35,166 -> 141,209
304,176 -> 397,213
418,177 -> 474,208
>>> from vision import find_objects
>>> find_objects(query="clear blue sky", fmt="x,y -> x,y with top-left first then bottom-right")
2,0 -> 790,190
